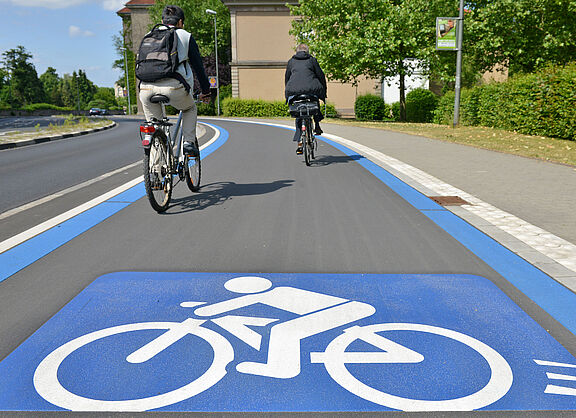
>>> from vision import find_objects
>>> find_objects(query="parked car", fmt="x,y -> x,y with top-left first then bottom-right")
89,108 -> 108,116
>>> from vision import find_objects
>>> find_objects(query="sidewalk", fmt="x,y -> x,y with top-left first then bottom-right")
258,117 -> 576,292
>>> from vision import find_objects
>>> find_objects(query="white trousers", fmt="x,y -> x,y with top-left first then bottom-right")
139,78 -> 198,141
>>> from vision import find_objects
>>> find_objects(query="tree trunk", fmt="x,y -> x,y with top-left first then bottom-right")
398,60 -> 406,122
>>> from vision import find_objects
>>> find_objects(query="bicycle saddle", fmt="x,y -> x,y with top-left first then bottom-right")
150,94 -> 170,104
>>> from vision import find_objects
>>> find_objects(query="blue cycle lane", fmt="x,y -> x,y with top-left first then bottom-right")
0,120 -> 575,412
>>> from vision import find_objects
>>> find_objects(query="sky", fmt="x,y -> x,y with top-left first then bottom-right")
0,0 -> 127,88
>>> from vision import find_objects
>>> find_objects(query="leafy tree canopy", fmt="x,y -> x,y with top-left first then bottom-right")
148,0 -> 231,61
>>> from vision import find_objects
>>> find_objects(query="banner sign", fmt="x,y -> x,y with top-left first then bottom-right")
436,17 -> 459,50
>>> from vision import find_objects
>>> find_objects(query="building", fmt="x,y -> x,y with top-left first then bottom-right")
118,0 -> 380,116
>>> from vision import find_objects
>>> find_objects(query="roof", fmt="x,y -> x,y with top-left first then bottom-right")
117,0 -> 154,15
124,0 -> 155,5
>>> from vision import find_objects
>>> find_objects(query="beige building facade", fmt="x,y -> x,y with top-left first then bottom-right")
119,0 -> 380,115
223,0 -> 380,115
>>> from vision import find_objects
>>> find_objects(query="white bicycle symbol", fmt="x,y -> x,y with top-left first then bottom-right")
34,277 -> 513,412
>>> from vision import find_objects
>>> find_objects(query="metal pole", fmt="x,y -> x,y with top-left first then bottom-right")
76,75 -> 80,112
214,15 -> 220,116
123,48 -> 131,115
453,0 -> 464,128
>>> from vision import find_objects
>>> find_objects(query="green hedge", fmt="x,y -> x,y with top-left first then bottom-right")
434,63 -> 576,140
21,103 -> 73,111
222,98 -> 338,118
355,94 -> 387,121
405,88 -> 438,123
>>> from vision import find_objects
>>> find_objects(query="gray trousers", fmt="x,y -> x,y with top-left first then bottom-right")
139,78 -> 198,141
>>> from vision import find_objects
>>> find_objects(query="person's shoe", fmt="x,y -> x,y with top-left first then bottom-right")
296,141 -> 303,154
314,126 -> 323,135
183,141 -> 199,157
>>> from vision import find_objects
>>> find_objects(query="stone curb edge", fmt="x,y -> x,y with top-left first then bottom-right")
0,121 -> 117,150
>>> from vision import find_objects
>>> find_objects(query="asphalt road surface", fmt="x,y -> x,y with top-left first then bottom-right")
0,118 -> 574,416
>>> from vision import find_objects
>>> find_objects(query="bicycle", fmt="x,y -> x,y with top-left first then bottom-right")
139,94 -> 201,212
288,94 -> 320,166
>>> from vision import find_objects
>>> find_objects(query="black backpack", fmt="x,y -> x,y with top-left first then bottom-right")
135,24 -> 191,92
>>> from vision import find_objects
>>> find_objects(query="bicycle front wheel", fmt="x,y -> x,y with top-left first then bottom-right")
184,137 -> 201,192
143,133 -> 172,212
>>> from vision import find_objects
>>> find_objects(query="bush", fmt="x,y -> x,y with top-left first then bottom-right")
222,98 -> 289,117
21,103 -> 73,111
354,94 -> 386,120
433,91 -> 455,125
405,88 -> 438,123
433,63 -> 576,140
390,102 -> 401,121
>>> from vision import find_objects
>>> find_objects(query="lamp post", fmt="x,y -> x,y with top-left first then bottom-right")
453,0 -> 464,128
206,8 -> 220,116
121,47 -> 131,115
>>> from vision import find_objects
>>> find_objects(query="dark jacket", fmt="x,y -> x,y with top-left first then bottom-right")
284,51 -> 327,101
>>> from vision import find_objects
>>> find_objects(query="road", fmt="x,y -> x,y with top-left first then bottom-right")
0,118 -> 574,415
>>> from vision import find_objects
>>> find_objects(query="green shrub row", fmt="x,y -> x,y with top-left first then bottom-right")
21,103 -> 73,111
355,94 -> 389,121
221,98 -> 338,118
434,63 -> 576,140
355,89 -> 438,123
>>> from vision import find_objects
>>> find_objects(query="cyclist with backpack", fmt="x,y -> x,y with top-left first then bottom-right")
137,5 -> 211,156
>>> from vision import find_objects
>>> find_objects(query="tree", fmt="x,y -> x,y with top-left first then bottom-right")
58,70 -> 97,110
1,46 -> 45,107
89,87 -> 119,109
40,67 -> 63,106
148,0 -> 231,61
465,0 -> 576,75
112,30 -> 137,112
290,0 -> 445,120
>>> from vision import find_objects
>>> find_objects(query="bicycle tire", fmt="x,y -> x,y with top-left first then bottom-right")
303,119 -> 312,166
143,132 -> 172,212
184,137 -> 201,192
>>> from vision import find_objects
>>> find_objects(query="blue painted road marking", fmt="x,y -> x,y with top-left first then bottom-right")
0,123 -> 229,283
0,272 -> 574,411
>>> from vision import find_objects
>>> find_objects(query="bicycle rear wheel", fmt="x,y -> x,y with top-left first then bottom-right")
143,133 -> 172,212
184,137 -> 201,192
303,119 -> 312,166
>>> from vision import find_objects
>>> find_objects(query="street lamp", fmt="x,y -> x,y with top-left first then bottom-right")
121,47 -> 131,115
206,8 -> 220,116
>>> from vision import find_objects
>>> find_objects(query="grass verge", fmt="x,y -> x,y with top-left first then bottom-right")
0,116 -> 113,144
324,119 -> 576,167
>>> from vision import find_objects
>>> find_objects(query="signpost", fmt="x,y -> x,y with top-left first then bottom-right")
437,0 -> 465,128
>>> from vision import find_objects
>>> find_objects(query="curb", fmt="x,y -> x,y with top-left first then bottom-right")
0,121 -> 117,150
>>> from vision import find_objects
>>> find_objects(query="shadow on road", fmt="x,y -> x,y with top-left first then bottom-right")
165,179 -> 295,213
308,153 -> 362,166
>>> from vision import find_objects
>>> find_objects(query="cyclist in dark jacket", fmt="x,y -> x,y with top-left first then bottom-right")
285,44 -> 327,152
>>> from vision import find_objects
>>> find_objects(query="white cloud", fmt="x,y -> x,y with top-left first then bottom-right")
0,0 -> 126,10
1,0 -> 88,9
102,0 -> 125,11
69,25 -> 95,38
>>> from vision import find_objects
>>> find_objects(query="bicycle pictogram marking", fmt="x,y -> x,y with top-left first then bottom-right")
0,273 -> 575,412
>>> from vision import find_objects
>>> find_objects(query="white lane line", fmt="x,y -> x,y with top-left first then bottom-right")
0,161 -> 141,221
0,123 -> 219,255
